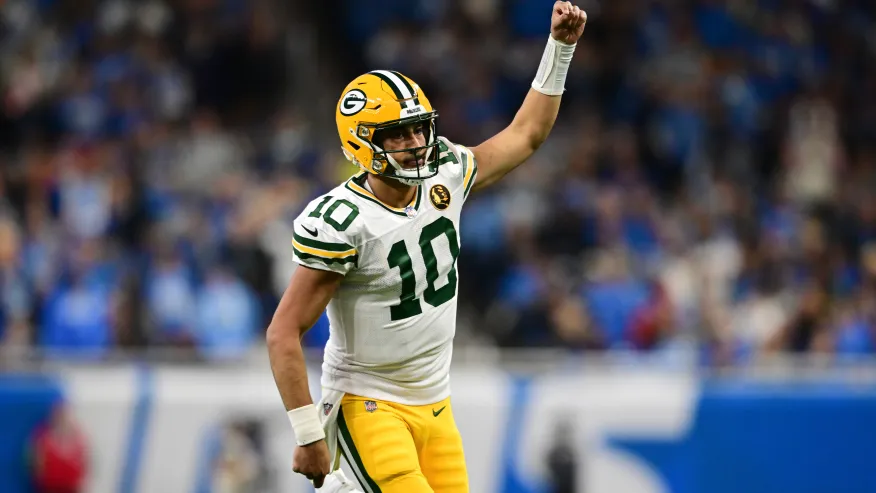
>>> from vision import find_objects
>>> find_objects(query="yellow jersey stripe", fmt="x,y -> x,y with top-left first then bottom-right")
292,239 -> 357,259
462,151 -> 475,192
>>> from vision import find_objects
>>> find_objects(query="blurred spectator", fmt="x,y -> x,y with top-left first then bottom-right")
56,143 -> 115,240
210,422 -> 261,493
782,91 -> 843,209
27,403 -> 89,493
174,110 -> 248,195
582,248 -> 650,349
195,418 -> 273,493
144,240 -> 197,347
627,279 -> 675,351
0,216 -> 33,347
766,281 -> 832,354
194,264 -> 259,361
39,240 -> 118,358
550,293 -> 604,350
545,418 -> 579,493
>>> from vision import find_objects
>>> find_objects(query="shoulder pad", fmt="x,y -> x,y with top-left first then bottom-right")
436,137 -> 477,197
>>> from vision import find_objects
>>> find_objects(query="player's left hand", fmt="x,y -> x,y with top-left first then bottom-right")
550,1 -> 588,45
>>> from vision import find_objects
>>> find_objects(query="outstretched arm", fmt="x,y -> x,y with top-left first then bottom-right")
471,1 -> 587,192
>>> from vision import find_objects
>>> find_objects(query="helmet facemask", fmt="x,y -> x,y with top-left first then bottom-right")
354,112 -> 440,186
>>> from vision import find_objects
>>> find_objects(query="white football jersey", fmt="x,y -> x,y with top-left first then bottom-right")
291,137 -> 478,405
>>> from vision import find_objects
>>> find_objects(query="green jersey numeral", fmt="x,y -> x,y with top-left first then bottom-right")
307,197 -> 360,232
387,217 -> 459,321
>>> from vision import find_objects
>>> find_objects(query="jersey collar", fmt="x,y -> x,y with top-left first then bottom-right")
345,173 -> 422,218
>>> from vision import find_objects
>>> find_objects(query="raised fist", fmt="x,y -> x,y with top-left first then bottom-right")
551,1 -> 588,45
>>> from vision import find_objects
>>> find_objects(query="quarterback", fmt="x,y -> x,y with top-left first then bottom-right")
266,2 -> 587,492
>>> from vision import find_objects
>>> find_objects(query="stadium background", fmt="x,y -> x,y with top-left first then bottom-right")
2,0 -> 876,492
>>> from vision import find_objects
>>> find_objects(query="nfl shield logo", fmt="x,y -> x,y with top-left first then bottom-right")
364,401 -> 378,413
323,403 -> 333,416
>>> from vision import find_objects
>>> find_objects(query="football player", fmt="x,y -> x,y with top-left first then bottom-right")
267,2 -> 588,492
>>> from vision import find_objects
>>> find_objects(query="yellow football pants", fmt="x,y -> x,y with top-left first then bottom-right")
336,394 -> 469,493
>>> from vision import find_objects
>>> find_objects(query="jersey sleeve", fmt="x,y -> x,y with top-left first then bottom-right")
291,198 -> 359,276
437,137 -> 478,201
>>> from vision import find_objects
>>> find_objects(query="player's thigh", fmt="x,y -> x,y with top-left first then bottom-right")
417,398 -> 469,493
338,395 -> 433,493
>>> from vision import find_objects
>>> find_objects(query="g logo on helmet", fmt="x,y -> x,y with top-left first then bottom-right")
340,89 -> 367,116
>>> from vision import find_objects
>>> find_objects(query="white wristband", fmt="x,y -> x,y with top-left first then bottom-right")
531,35 -> 577,96
287,404 -> 326,446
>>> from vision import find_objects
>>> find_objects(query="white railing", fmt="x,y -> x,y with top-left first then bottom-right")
4,342 -> 876,382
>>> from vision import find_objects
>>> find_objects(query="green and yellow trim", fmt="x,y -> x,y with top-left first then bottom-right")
344,173 -> 422,217
337,409 -> 381,493
461,149 -> 478,199
292,233 -> 357,266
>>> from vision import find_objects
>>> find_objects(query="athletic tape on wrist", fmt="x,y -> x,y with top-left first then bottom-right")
531,35 -> 577,96
287,404 -> 326,446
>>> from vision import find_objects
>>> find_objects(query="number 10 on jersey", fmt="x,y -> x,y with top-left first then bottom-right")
387,217 -> 460,321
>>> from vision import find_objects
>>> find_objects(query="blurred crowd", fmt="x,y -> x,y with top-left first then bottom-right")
1,0 -> 875,366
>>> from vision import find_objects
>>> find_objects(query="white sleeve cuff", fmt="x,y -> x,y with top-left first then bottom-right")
287,404 -> 326,446
531,35 -> 577,96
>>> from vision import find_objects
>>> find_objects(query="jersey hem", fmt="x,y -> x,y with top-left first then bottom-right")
320,373 -> 451,406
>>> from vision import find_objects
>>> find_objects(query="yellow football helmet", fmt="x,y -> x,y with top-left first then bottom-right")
336,70 -> 440,185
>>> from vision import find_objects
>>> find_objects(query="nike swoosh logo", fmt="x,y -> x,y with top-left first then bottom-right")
302,225 -> 318,237
432,406 -> 446,417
